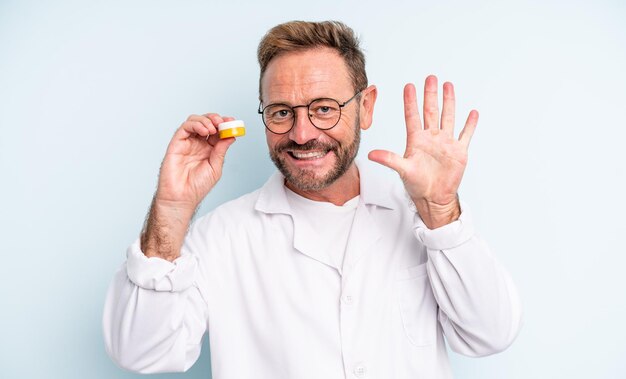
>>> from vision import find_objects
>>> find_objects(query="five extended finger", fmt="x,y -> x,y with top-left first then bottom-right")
423,75 -> 439,130
368,149 -> 405,176
441,82 -> 455,136
403,83 -> 422,145
458,110 -> 479,149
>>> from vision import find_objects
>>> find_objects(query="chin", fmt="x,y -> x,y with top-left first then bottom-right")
271,151 -> 349,192
268,126 -> 361,192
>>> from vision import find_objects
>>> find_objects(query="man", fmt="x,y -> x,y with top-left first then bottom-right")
103,21 -> 522,378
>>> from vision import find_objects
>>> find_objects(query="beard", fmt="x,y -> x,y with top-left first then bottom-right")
269,115 -> 361,192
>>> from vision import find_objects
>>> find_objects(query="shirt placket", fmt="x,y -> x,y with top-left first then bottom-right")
339,203 -> 381,378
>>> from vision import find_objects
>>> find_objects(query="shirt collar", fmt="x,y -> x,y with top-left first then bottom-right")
254,159 -> 396,215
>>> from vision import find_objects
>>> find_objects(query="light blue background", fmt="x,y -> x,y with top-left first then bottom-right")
1,1 -> 625,378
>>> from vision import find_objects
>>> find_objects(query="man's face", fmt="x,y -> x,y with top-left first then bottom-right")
261,48 -> 362,192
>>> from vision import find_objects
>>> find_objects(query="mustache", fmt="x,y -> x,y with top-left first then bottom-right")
275,139 -> 338,153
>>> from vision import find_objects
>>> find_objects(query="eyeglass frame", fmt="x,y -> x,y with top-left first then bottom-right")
257,90 -> 363,135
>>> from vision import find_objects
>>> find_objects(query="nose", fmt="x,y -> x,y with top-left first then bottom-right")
289,107 -> 322,145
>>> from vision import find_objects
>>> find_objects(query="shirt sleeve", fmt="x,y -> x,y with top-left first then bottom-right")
413,203 -> 523,357
102,237 -> 209,373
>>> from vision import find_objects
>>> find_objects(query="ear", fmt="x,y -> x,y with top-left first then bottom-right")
359,85 -> 378,131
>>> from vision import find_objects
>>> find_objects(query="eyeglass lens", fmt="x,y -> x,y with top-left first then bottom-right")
262,98 -> 341,134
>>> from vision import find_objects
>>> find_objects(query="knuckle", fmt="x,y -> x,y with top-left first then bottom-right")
425,106 -> 438,115
205,113 -> 221,121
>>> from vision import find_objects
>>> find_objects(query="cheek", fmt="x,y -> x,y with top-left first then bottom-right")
327,119 -> 357,143
266,132 -> 287,150
265,131 -> 277,147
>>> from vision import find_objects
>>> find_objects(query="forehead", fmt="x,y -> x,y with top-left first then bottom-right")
261,47 -> 353,104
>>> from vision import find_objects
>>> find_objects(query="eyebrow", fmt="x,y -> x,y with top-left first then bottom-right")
263,96 -> 335,106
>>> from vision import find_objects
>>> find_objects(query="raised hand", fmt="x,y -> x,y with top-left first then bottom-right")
368,75 -> 478,229
142,113 -> 237,260
156,113 -> 236,211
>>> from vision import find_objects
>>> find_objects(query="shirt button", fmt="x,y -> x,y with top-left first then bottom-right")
353,363 -> 367,377
342,294 -> 354,305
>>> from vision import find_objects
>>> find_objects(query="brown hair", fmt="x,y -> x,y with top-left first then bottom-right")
257,20 -> 367,100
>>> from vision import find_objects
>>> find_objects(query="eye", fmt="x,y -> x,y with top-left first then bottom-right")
265,105 -> 293,121
274,109 -> 291,118
310,100 -> 340,118
318,106 -> 331,114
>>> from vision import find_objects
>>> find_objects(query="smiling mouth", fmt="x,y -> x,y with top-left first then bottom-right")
287,150 -> 329,160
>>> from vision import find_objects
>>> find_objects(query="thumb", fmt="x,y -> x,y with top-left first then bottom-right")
368,149 -> 405,174
210,137 -> 236,166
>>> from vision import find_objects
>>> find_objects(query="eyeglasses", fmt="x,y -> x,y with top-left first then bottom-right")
258,91 -> 362,134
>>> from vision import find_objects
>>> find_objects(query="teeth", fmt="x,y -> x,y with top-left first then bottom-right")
291,150 -> 326,159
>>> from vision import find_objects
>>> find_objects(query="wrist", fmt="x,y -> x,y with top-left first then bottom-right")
141,197 -> 195,262
412,195 -> 461,229
153,194 -> 198,217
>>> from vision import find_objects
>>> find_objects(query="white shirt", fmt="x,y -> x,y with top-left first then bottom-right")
284,187 -> 359,272
103,160 -> 522,379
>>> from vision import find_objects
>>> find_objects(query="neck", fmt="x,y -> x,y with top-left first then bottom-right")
285,164 -> 360,206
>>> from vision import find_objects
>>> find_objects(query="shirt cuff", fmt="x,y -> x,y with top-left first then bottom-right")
125,239 -> 198,292
413,202 -> 475,250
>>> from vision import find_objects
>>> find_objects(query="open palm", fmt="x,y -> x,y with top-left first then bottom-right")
369,75 -> 478,227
